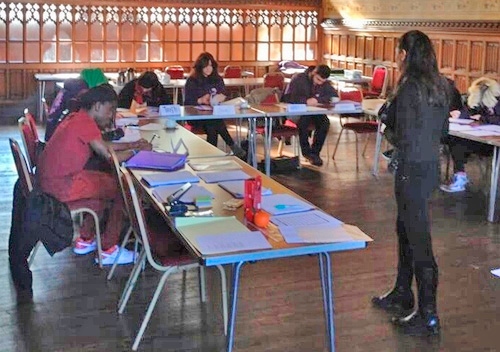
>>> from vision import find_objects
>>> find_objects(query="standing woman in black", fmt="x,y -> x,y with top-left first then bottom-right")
372,30 -> 450,335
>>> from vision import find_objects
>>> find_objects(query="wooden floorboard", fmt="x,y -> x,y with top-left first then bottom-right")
0,122 -> 499,352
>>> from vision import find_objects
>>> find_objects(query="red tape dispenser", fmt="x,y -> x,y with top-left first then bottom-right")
244,176 -> 262,222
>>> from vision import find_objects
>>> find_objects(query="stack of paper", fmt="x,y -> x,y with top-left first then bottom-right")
142,170 -> 200,187
125,151 -> 187,171
260,194 -> 315,215
218,180 -> 272,199
197,170 -> 251,183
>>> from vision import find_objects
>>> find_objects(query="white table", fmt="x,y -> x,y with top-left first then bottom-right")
360,99 -> 386,177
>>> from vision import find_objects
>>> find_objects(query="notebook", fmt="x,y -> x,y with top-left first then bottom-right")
125,151 -> 187,171
142,170 -> 200,187
218,180 -> 272,199
197,170 -> 251,183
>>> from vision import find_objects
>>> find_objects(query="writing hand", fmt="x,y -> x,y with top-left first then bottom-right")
306,97 -> 319,106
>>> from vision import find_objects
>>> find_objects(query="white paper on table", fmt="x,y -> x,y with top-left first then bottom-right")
116,110 -> 138,118
139,123 -> 164,131
448,118 -> 474,125
197,170 -> 251,183
195,231 -> 272,255
476,124 -> 500,133
449,123 -> 475,131
491,268 -> 500,277
261,194 -> 315,215
152,184 -> 213,203
271,209 -> 343,227
306,106 -> 328,112
112,128 -> 141,143
115,117 -> 139,127
189,159 -> 242,171
461,130 -> 500,137
279,223 -> 353,243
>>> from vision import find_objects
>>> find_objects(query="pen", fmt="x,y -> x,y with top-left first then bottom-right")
149,134 -> 159,144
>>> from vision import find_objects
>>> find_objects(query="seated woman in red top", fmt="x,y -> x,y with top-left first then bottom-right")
183,52 -> 245,158
37,85 -> 151,265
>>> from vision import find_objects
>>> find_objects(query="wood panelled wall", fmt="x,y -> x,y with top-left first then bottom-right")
0,0 -> 321,105
322,23 -> 500,94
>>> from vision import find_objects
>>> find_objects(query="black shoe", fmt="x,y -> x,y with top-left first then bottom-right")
382,149 -> 394,161
306,154 -> 323,166
392,310 -> 440,336
372,288 -> 415,315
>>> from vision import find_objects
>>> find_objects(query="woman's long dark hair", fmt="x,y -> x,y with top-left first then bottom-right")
397,30 -> 448,106
191,52 -> 220,82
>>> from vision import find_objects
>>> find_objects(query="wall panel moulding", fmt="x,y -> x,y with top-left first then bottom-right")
321,18 -> 500,34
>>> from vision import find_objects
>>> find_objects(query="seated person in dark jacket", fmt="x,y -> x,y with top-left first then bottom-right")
117,71 -> 171,109
282,65 -> 337,166
183,52 -> 245,158
440,77 -> 500,193
45,78 -> 89,141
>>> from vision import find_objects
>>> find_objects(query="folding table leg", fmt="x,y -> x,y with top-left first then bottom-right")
318,252 -> 335,352
226,261 -> 245,352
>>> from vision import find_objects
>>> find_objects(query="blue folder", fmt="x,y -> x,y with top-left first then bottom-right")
125,151 -> 187,171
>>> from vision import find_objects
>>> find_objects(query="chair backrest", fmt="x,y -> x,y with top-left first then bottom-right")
9,138 -> 34,197
18,116 -> 38,171
339,87 -> 363,103
120,167 -> 163,270
370,65 -> 388,96
24,109 -> 40,141
223,65 -> 242,78
263,72 -> 285,91
166,66 -> 185,79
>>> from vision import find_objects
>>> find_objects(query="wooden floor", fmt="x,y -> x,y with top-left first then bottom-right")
1,121 -> 499,352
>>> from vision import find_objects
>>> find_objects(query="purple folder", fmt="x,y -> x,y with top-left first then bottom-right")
125,151 -> 187,171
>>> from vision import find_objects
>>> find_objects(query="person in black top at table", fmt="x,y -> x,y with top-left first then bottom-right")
372,30 -> 450,335
183,52 -> 245,158
117,71 -> 171,109
282,65 -> 337,166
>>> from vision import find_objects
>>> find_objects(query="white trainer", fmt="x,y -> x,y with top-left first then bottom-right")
440,172 -> 469,193
95,245 -> 135,266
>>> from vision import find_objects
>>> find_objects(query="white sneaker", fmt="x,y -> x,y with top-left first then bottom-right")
440,172 -> 469,193
73,237 -> 97,255
95,245 -> 135,266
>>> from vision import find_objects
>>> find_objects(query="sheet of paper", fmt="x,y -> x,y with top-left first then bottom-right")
189,159 -> 242,171
116,109 -> 138,118
270,209 -> 342,227
195,231 -> 272,255
449,124 -> 475,132
261,194 -> 315,215
194,105 -> 213,111
476,124 -> 500,132
142,170 -> 200,187
306,106 -> 327,112
152,184 -> 213,203
218,180 -> 272,199
448,118 -> 474,125
279,224 -> 354,243
197,170 -> 251,183
115,117 -> 139,127
491,268 -> 500,278
139,123 -> 164,131
461,130 -> 500,137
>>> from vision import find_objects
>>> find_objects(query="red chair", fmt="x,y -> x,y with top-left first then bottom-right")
18,110 -> 42,171
263,72 -> 286,91
165,65 -> 184,79
223,65 -> 242,78
362,65 -> 388,99
332,87 -> 378,170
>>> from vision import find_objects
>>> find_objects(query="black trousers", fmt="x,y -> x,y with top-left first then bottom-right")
447,135 -> 493,173
189,119 -> 235,147
297,114 -> 330,156
9,180 -> 37,292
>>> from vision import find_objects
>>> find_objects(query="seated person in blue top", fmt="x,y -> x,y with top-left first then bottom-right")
281,65 -> 337,166
183,52 -> 245,158
440,77 -> 500,193
117,71 -> 171,109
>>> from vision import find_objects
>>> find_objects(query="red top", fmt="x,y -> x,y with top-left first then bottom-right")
38,110 -> 101,184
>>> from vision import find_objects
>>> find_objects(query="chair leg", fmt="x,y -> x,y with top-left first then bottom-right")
355,133 -> 359,171
118,249 -> 146,314
199,266 -> 207,303
361,134 -> 371,157
332,128 -> 344,160
216,264 -> 229,336
107,226 -> 133,280
277,139 -> 284,157
27,241 -> 41,268
132,268 -> 177,351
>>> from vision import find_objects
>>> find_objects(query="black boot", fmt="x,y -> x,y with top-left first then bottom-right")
372,222 -> 415,315
392,266 -> 440,335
